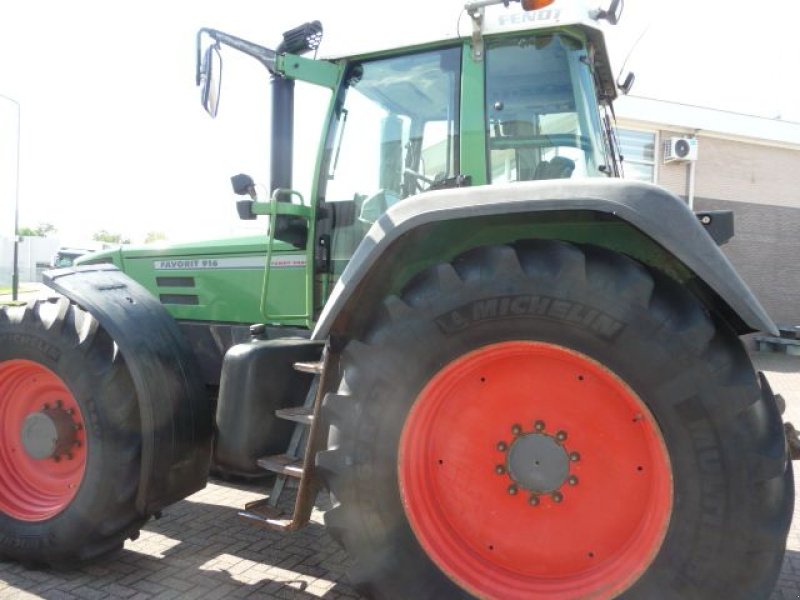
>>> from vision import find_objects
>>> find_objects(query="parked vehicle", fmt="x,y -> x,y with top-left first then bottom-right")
51,248 -> 93,268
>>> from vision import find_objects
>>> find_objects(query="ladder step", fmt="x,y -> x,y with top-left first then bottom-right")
275,406 -> 313,425
240,349 -> 331,535
293,360 -> 324,375
257,454 -> 304,478
238,499 -> 298,532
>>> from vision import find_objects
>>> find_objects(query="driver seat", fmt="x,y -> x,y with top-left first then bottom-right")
533,156 -> 576,180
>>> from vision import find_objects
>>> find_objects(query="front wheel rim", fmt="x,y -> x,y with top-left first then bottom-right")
398,341 -> 673,599
0,359 -> 87,521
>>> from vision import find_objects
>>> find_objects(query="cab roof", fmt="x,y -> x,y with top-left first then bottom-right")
320,2 -> 616,101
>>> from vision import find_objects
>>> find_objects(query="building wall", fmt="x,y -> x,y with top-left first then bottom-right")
0,236 -> 60,287
693,197 -> 800,326
652,133 -> 800,327
658,133 -> 800,209
653,129 -> 687,196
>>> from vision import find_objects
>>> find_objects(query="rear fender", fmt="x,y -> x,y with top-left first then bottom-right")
44,265 -> 212,514
313,180 -> 776,340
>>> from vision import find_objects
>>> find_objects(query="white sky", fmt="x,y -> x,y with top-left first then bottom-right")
0,0 -> 798,245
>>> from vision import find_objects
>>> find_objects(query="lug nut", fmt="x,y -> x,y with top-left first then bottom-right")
53,455 -> 61,463
568,475 -> 579,486
556,430 -> 567,442
495,465 -> 506,475
55,400 -> 63,408
569,451 -> 581,462
66,408 -> 74,416
552,491 -> 563,503
534,420 -> 545,432
497,441 -> 508,452
528,494 -> 540,506
508,484 -> 518,496
511,424 -> 522,436
43,403 -> 50,410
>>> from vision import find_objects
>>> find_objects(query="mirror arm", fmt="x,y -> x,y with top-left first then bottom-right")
196,28 -> 278,82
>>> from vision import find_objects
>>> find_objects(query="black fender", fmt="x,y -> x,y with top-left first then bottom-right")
313,179 -> 776,340
43,264 -> 212,514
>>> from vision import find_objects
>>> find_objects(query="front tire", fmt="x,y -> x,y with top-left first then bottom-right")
0,296 -> 146,566
318,241 -> 792,599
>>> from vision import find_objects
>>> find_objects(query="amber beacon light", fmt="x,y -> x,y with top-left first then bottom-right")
521,0 -> 555,10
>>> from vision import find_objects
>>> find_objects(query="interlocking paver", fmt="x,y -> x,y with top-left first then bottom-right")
0,351 -> 798,599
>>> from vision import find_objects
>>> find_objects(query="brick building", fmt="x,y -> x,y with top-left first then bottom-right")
615,96 -> 800,327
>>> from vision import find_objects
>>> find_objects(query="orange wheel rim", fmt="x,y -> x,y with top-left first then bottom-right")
398,342 -> 672,599
0,360 -> 87,521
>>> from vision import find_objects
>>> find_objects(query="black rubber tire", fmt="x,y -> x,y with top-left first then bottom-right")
0,296 -> 146,567
317,241 -> 793,599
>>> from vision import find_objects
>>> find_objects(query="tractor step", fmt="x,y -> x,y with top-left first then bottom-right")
238,498 -> 298,532
275,406 -> 313,425
241,348 -> 334,534
257,454 -> 304,478
294,360 -> 324,375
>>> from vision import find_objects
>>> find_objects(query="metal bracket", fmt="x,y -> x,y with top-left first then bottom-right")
468,6 -> 485,61
465,0 -> 520,61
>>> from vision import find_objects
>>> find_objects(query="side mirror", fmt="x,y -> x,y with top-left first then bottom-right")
618,71 -> 635,95
595,0 -> 623,25
199,44 -> 222,117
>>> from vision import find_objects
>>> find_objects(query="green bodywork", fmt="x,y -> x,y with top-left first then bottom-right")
80,22 -> 684,332
78,236 -> 306,326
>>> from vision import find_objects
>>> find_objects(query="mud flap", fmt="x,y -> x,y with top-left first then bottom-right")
44,264 -> 212,514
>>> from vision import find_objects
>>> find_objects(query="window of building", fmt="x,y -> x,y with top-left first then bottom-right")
617,128 -> 656,182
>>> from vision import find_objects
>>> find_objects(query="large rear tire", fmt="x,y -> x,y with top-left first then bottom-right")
0,296 -> 145,566
318,241 -> 792,599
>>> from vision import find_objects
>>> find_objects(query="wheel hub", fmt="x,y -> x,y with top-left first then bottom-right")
507,431 -> 569,493
21,402 -> 79,461
499,422 -> 580,503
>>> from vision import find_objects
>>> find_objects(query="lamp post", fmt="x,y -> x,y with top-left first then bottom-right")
0,93 -> 20,301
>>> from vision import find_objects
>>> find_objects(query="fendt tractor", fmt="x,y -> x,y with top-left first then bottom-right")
0,1 -> 795,597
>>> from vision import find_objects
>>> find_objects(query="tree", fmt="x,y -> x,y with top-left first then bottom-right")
144,231 -> 167,244
92,230 -> 131,244
18,223 -> 57,237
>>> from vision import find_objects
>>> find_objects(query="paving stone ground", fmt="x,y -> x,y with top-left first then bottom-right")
0,351 -> 798,599
0,479 -> 361,600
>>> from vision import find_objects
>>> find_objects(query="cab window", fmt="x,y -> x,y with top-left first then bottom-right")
322,47 -> 461,274
485,34 -> 606,182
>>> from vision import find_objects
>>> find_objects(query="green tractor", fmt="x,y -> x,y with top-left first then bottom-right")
0,1 -> 793,597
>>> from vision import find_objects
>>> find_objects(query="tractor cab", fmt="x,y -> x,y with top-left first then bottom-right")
196,0 -> 621,322
321,31 -> 613,275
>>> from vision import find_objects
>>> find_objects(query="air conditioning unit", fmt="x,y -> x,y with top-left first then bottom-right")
664,137 -> 698,162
